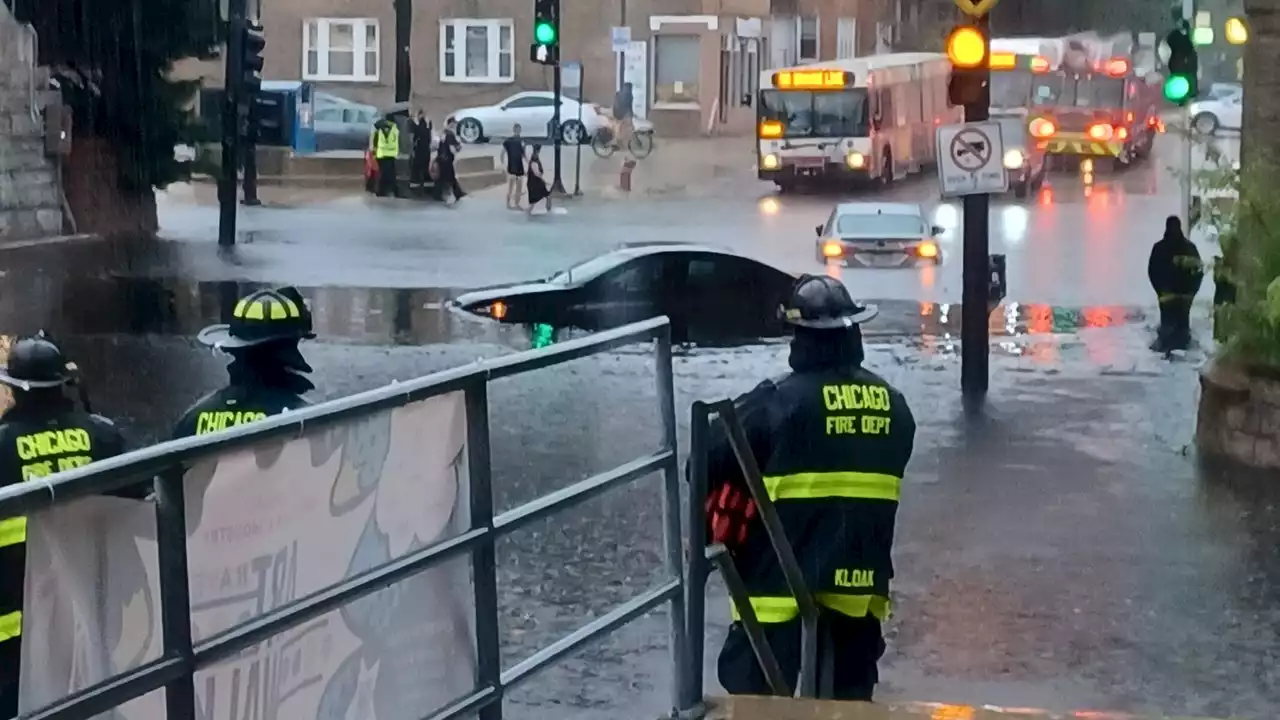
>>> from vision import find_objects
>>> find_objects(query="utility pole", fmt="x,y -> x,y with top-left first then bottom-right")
218,0 -> 247,247
959,14 -> 991,400
1179,0 -> 1195,229
618,0 -> 627,89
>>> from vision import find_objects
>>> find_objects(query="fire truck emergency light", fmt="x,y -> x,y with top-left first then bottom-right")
1104,58 -> 1129,76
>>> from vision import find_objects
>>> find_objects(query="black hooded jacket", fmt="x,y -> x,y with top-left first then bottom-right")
172,341 -> 313,439
1148,220 -> 1205,300
696,327 -> 916,617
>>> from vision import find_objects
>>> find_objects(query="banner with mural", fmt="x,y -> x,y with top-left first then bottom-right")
20,392 -> 478,719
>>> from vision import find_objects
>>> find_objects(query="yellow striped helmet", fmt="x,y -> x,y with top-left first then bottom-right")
197,287 -> 315,349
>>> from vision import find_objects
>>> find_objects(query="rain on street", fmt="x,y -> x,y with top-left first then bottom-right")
3,128 -> 1276,720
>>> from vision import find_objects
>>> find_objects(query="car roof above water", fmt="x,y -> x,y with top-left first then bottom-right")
834,202 -> 924,217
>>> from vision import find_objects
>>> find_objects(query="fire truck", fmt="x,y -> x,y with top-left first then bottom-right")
1027,33 -> 1162,169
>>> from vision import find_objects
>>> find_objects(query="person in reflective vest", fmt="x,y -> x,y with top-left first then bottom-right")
370,117 -> 401,197
1148,215 -> 1204,353
173,287 -> 315,439
702,274 -> 916,700
0,333 -> 126,717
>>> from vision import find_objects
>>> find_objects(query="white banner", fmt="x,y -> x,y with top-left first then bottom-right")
21,392 -> 477,720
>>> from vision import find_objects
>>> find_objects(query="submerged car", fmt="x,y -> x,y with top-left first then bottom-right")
816,202 -> 943,267
452,243 -> 796,344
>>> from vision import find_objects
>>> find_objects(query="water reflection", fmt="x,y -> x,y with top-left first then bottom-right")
0,277 -> 532,350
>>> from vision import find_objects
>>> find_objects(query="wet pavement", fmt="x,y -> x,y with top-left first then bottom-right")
5,130 -> 1275,719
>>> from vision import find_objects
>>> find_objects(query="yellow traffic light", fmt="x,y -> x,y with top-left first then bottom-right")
946,25 -> 986,68
1225,16 -> 1248,45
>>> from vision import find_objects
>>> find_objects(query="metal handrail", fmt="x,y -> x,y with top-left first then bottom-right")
8,315 -> 691,720
685,399 -> 823,701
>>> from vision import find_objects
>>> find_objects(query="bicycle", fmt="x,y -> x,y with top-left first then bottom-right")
590,125 -> 655,159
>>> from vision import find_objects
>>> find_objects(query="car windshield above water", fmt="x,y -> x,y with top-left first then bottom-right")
547,253 -> 633,285
835,212 -> 928,237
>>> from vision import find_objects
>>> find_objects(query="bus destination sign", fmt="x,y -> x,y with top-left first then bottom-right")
772,69 -> 851,90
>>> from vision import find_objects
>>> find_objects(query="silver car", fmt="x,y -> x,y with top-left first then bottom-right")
815,202 -> 943,267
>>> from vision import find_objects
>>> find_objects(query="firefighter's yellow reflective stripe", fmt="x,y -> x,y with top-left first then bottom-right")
762,472 -> 900,502
730,594 -> 891,623
0,611 -> 20,642
1158,293 -> 1196,303
233,293 -> 301,321
0,516 -> 25,548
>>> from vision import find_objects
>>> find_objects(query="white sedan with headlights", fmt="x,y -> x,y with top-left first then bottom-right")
815,202 -> 943,268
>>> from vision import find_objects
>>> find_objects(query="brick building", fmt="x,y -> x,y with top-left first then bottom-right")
174,0 -> 951,137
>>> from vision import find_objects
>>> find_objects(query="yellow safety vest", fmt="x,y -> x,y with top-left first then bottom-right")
728,470 -> 899,624
372,125 -> 400,159
0,513 -> 25,642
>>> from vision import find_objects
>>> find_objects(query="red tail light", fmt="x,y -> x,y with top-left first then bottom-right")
1029,117 -> 1056,138
1104,58 -> 1130,76
1115,127 -> 1128,140
1087,123 -> 1114,141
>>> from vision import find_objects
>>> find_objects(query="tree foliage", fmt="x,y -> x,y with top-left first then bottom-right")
10,0 -> 220,193
1194,145 -> 1280,369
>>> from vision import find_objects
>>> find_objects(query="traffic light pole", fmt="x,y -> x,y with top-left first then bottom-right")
551,63 -> 566,194
218,0 -> 248,247
960,13 -> 991,400
1179,0 -> 1195,228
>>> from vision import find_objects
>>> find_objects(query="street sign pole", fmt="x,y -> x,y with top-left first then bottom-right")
960,12 -> 991,401
1180,0 -> 1196,229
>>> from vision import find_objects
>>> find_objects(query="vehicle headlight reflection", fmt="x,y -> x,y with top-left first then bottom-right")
1000,205 -> 1028,245
759,197 -> 780,215
932,204 -> 959,234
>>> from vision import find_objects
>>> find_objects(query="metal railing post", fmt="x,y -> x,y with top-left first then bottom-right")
653,325 -> 692,717
706,545 -> 791,696
154,465 -> 197,717
683,402 -> 711,709
466,381 -> 504,720
716,402 -> 821,699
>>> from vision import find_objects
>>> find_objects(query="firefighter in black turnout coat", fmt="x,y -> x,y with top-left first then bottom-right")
703,274 -> 916,700
0,333 -> 126,717
1147,215 -> 1204,353
173,287 -> 316,439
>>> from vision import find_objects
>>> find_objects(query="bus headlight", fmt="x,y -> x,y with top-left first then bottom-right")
762,153 -> 780,170
1002,149 -> 1024,169
846,152 -> 866,169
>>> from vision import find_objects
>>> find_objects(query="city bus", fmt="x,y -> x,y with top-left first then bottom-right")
756,53 -> 959,193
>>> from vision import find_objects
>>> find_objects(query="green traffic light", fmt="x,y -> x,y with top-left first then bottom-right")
534,22 -> 556,44
1164,74 -> 1191,102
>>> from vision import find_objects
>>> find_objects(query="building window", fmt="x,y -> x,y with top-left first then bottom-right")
303,18 -> 379,82
799,16 -> 819,62
836,18 -> 855,59
654,34 -> 700,105
440,19 -> 514,83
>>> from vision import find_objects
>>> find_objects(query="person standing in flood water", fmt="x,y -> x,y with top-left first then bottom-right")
1147,215 -> 1204,353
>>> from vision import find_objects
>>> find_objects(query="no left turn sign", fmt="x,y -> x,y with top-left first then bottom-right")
949,128 -> 992,172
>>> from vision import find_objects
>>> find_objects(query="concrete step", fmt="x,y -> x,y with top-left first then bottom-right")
703,697 -> 1217,720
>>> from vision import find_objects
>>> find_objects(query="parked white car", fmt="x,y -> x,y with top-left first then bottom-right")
447,91 -> 650,145
1190,93 -> 1242,135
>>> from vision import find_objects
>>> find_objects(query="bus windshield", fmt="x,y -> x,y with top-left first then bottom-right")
759,89 -> 869,138
990,69 -> 1034,109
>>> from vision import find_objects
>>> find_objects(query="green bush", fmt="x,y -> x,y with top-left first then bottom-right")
1196,150 -> 1280,370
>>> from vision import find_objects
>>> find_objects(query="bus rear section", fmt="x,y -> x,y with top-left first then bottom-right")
756,54 -> 956,193
1028,58 -> 1159,168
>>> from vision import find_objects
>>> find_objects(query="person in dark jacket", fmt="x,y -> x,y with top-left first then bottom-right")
700,274 -> 916,700
409,110 -> 433,195
173,287 -> 315,439
0,333 -> 127,717
433,118 -> 467,206
1148,215 -> 1204,352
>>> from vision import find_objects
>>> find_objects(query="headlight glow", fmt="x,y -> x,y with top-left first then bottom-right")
1002,149 -> 1025,169
846,152 -> 866,169
762,153 -> 780,170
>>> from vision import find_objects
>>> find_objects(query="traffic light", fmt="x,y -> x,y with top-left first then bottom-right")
241,21 -> 266,100
945,24 -> 987,108
531,0 -> 560,65
1163,25 -> 1198,105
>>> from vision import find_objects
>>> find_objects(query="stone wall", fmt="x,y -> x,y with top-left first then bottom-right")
1197,358 -> 1280,470
0,2 -> 61,241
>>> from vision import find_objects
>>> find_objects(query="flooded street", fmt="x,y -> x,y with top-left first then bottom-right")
2,130 -> 1277,720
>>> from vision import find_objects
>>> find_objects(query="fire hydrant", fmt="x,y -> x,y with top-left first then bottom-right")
619,159 -> 637,192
